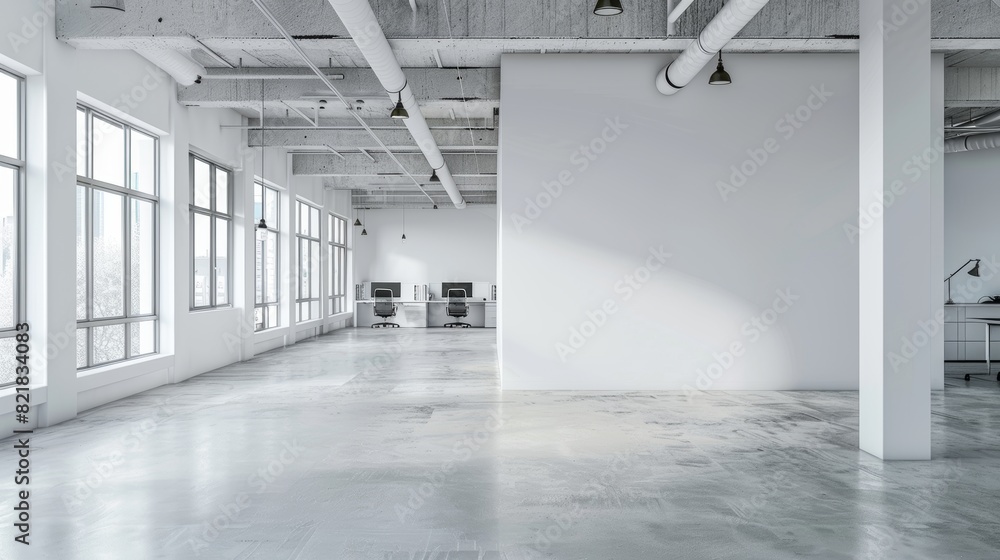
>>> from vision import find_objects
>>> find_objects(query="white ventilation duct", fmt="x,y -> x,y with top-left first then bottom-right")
944,132 -> 1000,153
135,48 -> 205,87
325,0 -> 466,209
656,0 -> 770,95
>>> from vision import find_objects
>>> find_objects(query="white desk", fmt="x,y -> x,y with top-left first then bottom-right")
354,300 -> 496,328
965,317 -> 1000,381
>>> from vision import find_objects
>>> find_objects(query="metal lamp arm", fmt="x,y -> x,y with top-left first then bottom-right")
945,259 -> 979,282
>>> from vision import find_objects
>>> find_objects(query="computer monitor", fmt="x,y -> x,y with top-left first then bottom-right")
371,282 -> 401,298
442,282 -> 473,298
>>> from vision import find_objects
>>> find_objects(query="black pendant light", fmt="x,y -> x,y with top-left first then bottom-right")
390,91 -> 408,119
361,208 -> 368,236
433,204 -> 438,210
429,168 -> 440,183
401,209 -> 406,243
593,0 -> 623,16
709,52 -> 732,86
256,79 -> 268,244
354,215 -> 362,227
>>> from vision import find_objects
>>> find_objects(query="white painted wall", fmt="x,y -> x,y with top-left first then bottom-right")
944,148 -> 1000,302
353,206 -> 497,286
500,53 -> 860,390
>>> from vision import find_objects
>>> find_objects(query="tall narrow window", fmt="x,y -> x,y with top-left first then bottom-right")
296,200 -> 321,322
328,213 -> 347,315
254,180 -> 279,331
190,155 -> 232,310
76,105 -> 159,369
0,67 -> 24,386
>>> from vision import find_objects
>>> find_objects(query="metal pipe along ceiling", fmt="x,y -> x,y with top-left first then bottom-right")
944,132 -> 1000,153
656,0 -> 770,95
325,0 -> 466,209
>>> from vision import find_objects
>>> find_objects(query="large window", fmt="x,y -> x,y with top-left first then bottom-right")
76,106 -> 158,369
328,213 -> 347,315
296,200 -> 321,322
190,155 -> 232,309
254,180 -> 279,331
0,68 -> 24,385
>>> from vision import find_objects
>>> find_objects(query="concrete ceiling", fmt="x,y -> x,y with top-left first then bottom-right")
56,0 -> 1000,207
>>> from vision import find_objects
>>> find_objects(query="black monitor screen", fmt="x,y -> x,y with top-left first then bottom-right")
371,282 -> 401,298
442,282 -> 473,298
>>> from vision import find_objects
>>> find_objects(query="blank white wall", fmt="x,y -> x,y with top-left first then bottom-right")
353,206 -> 497,286
944,149 -> 1000,302
500,53 -> 860,390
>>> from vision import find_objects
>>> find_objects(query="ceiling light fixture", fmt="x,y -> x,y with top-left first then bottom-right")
91,0 -> 125,11
429,169 -> 440,183
361,208 -> 368,235
401,209 -> 406,243
256,218 -> 269,241
390,91 -> 408,119
709,51 -> 732,85
593,0 -> 623,16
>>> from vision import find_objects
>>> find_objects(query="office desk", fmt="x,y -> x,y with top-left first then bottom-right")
965,317 -> 1000,381
355,302 -> 428,328
354,301 -> 496,328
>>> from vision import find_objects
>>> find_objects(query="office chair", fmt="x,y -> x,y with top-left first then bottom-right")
445,288 -> 471,328
372,288 -> 399,328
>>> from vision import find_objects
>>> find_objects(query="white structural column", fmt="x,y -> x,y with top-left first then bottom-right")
931,54 -> 945,391
859,0 -> 933,459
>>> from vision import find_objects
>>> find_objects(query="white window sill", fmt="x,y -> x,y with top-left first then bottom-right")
77,354 -> 175,393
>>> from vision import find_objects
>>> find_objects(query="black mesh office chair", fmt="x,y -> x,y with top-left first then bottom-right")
372,288 -> 399,328
445,288 -> 471,328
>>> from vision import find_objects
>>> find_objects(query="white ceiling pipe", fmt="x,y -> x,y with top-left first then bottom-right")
944,131 -> 1000,153
656,0 -> 770,95
325,0 -> 466,209
135,48 -> 205,86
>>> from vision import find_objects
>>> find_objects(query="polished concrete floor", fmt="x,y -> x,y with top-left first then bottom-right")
2,329 -> 1000,559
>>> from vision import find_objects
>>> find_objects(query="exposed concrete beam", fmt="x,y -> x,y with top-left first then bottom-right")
56,0 -> 859,43
945,67 -> 1000,107
250,128 -> 498,149
294,153 -> 496,176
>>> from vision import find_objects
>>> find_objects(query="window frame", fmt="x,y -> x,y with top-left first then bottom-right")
0,66 -> 26,387
189,154 -> 234,311
75,104 -> 160,370
254,179 -> 280,331
295,199 -> 322,323
328,212 -> 347,316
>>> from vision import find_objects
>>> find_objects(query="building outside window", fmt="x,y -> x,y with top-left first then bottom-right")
296,200 -> 321,322
254,180 -> 279,331
0,67 -> 25,385
328,213 -> 347,315
76,105 -> 159,369
190,154 -> 232,310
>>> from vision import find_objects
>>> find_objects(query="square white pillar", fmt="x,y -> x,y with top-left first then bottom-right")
859,0 -> 933,460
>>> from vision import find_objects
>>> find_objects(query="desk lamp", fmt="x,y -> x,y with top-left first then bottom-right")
945,259 -> 980,304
